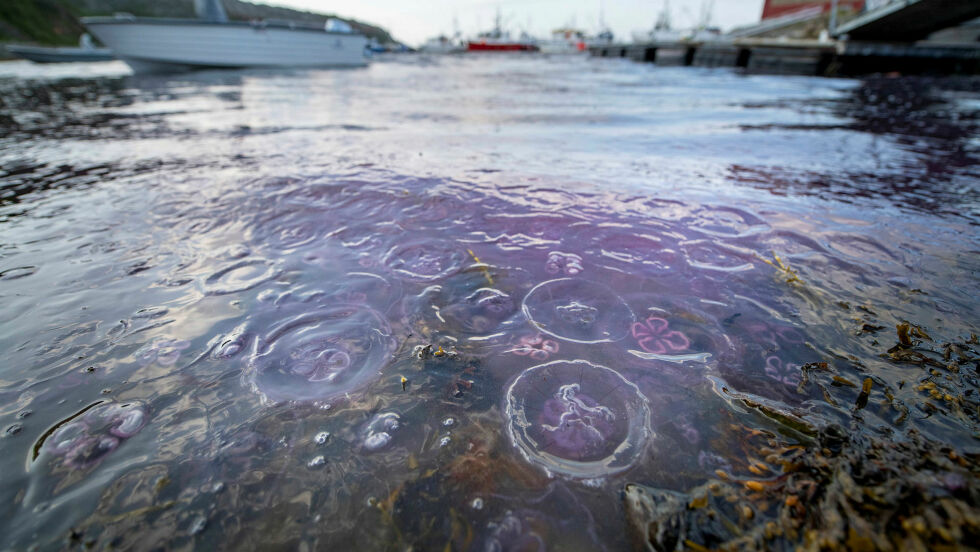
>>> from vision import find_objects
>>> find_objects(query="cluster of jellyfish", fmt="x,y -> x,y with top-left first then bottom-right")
510,276 -> 654,479
229,239 -> 666,481
41,402 -> 147,469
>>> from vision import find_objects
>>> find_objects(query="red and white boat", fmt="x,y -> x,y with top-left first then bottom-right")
466,13 -> 537,52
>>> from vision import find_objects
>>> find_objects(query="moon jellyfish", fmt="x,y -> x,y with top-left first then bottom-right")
545,252 -> 583,276
383,239 -> 465,282
484,513 -> 546,552
510,333 -> 560,361
41,402 -> 147,469
505,360 -> 651,479
244,305 -> 396,403
362,412 -> 400,451
522,279 -> 634,343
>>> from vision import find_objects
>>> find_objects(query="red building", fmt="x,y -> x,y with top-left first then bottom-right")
762,0 -> 865,19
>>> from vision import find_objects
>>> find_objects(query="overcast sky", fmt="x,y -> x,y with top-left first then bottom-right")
266,0 -> 768,46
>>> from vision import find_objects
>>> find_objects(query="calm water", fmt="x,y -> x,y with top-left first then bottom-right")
0,55 -> 978,550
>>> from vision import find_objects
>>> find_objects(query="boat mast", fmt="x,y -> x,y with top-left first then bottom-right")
698,0 -> 715,29
655,0 -> 672,31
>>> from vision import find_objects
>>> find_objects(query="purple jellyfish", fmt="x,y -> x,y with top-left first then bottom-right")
522,279 -> 635,344
244,305 -> 396,403
42,402 -> 147,469
510,334 -> 560,361
545,252 -> 583,276
505,360 -> 651,479
631,317 -> 691,355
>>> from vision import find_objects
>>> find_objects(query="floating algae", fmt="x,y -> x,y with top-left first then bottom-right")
624,428 -> 980,551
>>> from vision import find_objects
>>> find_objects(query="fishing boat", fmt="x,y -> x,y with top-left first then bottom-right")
538,28 -> 615,54
632,0 -> 721,43
419,35 -> 465,54
538,29 -> 588,54
466,12 -> 537,52
5,34 -> 114,64
82,0 -> 368,73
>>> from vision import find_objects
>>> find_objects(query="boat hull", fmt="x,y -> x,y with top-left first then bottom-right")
83,18 -> 368,73
5,45 -> 115,63
466,42 -> 537,52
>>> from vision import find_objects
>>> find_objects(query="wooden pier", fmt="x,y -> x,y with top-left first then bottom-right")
589,38 -> 980,77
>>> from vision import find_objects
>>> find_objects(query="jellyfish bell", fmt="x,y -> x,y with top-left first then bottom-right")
90,402 -> 147,439
522,279 -> 635,344
46,422 -> 89,456
243,305 -> 396,404
362,412 -> 400,451
504,360 -> 651,479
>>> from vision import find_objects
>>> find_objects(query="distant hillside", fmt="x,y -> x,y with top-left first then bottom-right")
0,0 -> 395,49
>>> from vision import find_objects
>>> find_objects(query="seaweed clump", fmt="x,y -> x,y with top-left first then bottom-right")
624,427 -> 979,551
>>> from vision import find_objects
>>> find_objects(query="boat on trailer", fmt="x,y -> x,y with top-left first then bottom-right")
82,0 -> 367,73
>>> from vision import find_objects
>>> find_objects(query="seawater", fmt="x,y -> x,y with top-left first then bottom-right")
0,55 -> 977,550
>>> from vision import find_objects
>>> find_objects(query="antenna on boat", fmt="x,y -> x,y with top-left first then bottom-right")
655,0 -> 672,31
195,0 -> 228,23
698,0 -> 715,29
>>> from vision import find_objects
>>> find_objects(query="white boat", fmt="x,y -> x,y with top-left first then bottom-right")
82,0 -> 367,73
419,35 -> 464,54
632,0 -> 722,43
538,29 -> 587,54
6,34 -> 114,63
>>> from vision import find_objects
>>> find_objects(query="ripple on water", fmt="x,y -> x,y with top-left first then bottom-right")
383,239 -> 466,282
681,205 -> 769,239
681,240 -> 756,273
573,227 -> 681,276
244,305 -> 396,403
252,210 -> 324,252
399,195 -> 476,231
0,266 -> 38,281
326,272 -> 401,312
522,278 -> 634,343
824,233 -> 901,265
405,265 -> 529,337
505,360 -> 651,479
209,324 -> 250,360
203,259 -> 281,295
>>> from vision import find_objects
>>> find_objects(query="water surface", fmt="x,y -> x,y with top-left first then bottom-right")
0,55 -> 978,550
